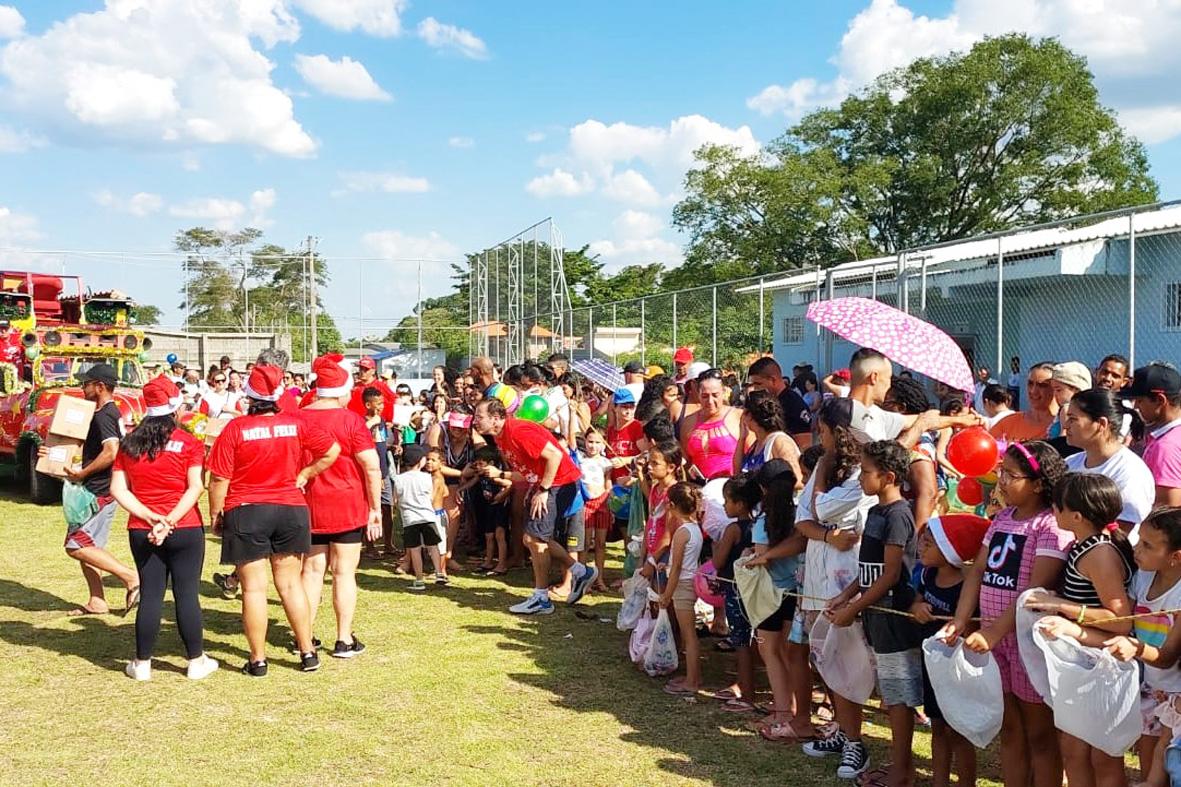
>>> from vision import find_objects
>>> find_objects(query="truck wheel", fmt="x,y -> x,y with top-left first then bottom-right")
27,447 -> 60,504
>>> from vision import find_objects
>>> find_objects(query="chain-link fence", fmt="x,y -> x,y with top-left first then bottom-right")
502,200 -> 1181,381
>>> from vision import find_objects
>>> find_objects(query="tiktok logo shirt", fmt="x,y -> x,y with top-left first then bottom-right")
977,507 -> 1073,629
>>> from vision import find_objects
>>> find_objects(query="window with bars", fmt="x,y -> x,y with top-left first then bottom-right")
781,316 -> 804,345
1168,282 -> 1181,331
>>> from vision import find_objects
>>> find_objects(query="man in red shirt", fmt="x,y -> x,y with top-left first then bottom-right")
472,398 -> 598,614
348,357 -> 395,423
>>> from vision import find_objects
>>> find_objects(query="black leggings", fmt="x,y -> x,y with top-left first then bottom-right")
128,527 -> 206,660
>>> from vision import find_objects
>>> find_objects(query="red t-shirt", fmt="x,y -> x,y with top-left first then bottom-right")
113,428 -> 205,530
348,379 -> 395,423
207,412 -> 335,511
607,419 -> 644,481
300,407 -> 375,534
496,418 -> 581,488
277,390 -> 301,414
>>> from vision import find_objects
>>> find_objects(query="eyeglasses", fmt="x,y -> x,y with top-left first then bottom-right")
998,468 -> 1030,481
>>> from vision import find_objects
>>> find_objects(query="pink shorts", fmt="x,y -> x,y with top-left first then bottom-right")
993,633 -> 1043,704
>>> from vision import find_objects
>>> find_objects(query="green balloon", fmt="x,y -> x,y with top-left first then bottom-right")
517,394 -> 550,423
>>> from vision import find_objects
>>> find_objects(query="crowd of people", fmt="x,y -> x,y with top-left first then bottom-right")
49,339 -> 1181,787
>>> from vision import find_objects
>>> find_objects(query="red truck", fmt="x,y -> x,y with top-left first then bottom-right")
0,272 -> 148,502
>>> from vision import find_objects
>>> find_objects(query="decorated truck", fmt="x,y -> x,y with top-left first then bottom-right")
0,271 -> 148,502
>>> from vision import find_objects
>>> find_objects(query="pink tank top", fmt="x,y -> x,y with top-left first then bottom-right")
686,410 -> 738,480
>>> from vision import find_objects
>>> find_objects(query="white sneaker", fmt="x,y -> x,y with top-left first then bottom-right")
186,654 -> 219,680
508,594 -> 555,615
124,659 -> 151,681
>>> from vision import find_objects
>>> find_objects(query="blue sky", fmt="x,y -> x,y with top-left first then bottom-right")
2,0 -> 1181,339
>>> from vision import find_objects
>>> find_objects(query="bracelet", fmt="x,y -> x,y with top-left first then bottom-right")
823,530 -> 830,543
1076,605 -> 1087,625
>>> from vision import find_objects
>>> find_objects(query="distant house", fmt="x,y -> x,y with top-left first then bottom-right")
744,205 -> 1181,377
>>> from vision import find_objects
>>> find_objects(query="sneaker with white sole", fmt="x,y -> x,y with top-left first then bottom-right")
509,595 -> 555,615
124,659 -> 151,681
566,565 -> 598,606
434,573 -> 450,586
241,659 -> 268,677
331,637 -> 366,659
835,740 -> 870,779
186,654 -> 219,680
300,651 -> 321,672
410,579 -> 427,591
802,730 -> 848,758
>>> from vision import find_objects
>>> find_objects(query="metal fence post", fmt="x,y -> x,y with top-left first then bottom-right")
996,237 -> 1004,376
640,299 -> 646,365
1129,214 -> 1136,369
612,303 -> 618,366
758,276 -> 766,354
672,292 -> 678,350
712,285 -> 718,367
587,306 -> 594,361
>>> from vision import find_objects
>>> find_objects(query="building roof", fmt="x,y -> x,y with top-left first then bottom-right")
739,203 -> 1181,294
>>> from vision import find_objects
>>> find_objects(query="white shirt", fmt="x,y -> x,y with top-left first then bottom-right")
1131,570 -> 1181,692
623,382 -> 645,403
578,454 -> 613,498
700,477 -> 730,541
1065,447 -> 1156,542
983,407 -> 1014,429
799,471 -> 876,611
392,470 -> 438,527
850,400 -> 906,443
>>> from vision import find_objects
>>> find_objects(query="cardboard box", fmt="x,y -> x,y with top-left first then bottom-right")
203,414 -> 234,447
48,396 -> 96,440
36,432 -> 84,478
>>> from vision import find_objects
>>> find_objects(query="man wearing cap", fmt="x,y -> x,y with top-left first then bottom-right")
472,398 -> 597,614
672,347 -> 694,385
348,356 -> 394,424
44,363 -> 139,616
1127,363 -> 1181,507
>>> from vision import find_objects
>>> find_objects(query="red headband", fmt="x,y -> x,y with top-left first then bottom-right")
1010,442 -> 1041,474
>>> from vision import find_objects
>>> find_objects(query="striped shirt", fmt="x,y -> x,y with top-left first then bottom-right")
1061,532 -> 1133,606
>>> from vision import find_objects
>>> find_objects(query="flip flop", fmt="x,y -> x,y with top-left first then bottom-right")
714,639 -> 735,652
857,767 -> 891,787
124,586 -> 141,615
66,606 -> 107,617
663,682 -> 699,696
758,721 -> 817,743
721,698 -> 758,713
711,687 -> 742,702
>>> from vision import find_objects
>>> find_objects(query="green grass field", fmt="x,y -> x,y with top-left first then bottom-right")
0,486 -> 1006,786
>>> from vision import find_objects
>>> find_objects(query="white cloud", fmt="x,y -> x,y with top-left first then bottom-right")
525,131 -> 546,143
0,205 -> 40,245
602,169 -> 662,206
293,53 -> 391,101
416,17 -> 488,59
569,115 -> 760,174
181,153 -> 201,171
334,171 -> 431,196
448,135 -> 474,148
0,5 -> 24,39
0,124 -> 44,153
525,168 -> 595,198
290,0 -> 405,37
93,190 -> 164,217
746,0 -> 1181,141
613,210 -> 664,240
168,188 -> 276,230
588,210 -> 682,269
362,229 -> 460,260
0,1 -> 316,157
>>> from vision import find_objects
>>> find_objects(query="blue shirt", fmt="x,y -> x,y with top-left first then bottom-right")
751,513 -> 799,590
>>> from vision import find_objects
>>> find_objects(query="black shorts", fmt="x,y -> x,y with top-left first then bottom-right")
220,504 -> 311,565
403,522 -> 441,548
311,526 -> 366,546
472,499 -> 508,536
756,593 -> 798,632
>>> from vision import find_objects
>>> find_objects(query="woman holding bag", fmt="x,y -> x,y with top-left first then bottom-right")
112,376 -> 217,682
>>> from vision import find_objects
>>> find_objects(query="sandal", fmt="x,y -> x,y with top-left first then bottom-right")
663,682 -> 699,697
66,605 -> 107,617
711,687 -> 742,702
714,639 -> 735,652
857,766 -> 891,787
758,721 -> 817,743
721,698 -> 758,713
124,585 -> 141,615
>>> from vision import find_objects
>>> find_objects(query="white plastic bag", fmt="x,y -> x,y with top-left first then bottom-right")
1015,587 -> 1054,704
643,608 -> 679,676
629,608 -> 655,664
617,573 -> 650,632
922,636 -> 1005,748
1034,625 -> 1140,757
810,615 -> 876,705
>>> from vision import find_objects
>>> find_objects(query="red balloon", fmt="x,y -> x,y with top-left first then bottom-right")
956,477 -> 985,507
946,427 -> 999,477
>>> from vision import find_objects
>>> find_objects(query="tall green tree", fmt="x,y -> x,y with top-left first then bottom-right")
673,34 -> 1159,272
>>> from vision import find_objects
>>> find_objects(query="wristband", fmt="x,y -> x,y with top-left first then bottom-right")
1076,605 -> 1087,625
823,530 -> 830,543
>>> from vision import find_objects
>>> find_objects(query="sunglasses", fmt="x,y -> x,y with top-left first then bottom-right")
697,368 -> 724,382
213,377 -> 227,383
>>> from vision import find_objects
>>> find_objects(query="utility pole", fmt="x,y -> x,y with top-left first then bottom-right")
307,235 -> 318,359
417,259 -> 424,374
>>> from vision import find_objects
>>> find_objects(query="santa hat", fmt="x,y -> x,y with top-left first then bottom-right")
143,376 -> 182,417
244,364 -> 284,402
313,353 -> 352,398
927,514 -> 991,567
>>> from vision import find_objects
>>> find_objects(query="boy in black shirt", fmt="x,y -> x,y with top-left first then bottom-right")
911,514 -> 989,787
826,440 -> 919,785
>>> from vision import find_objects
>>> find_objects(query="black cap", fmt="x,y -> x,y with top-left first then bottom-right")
623,360 -> 645,374
78,363 -> 118,389
1122,364 -> 1181,398
401,443 -> 428,469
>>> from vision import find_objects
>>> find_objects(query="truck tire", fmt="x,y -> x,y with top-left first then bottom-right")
27,446 -> 61,504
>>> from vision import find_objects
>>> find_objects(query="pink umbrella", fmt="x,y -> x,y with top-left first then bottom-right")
805,297 -> 973,392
